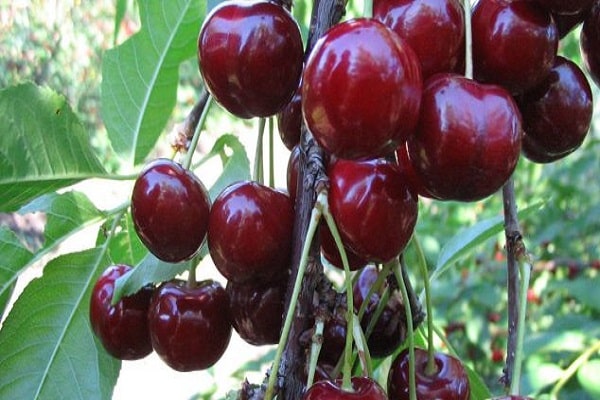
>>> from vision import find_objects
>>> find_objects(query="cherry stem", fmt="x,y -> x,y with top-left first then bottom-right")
322,201 -> 355,392
307,318 -> 325,388
269,118 -> 275,188
351,313 -> 372,377
182,95 -> 213,170
265,191 -> 326,400
550,339 -> 600,399
254,118 -> 266,184
463,0 -> 473,80
501,177 -> 531,394
363,0 -> 373,18
187,264 -> 197,288
392,258 -> 418,400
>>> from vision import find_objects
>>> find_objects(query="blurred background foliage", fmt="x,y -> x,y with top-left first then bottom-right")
1,0 -> 599,399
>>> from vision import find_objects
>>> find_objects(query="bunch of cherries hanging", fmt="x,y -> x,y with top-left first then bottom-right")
89,0 -> 599,398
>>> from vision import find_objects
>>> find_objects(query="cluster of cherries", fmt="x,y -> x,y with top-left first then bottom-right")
89,0 -> 599,398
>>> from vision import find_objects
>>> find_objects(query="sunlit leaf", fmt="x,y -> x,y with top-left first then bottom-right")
0,228 -> 32,317
578,358 -> 600,398
0,83 -> 105,211
0,247 -> 120,400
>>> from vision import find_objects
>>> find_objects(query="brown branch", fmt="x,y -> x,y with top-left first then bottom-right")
169,87 -> 209,153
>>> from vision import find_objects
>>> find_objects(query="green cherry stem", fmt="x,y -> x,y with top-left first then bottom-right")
183,95 -> 213,170
393,258 -> 417,400
307,318 -> 325,388
363,0 -> 373,18
351,313 -> 372,377
322,199 -> 355,391
254,118 -> 266,184
264,190 -> 326,400
463,0 -> 473,80
550,340 -> 600,399
511,257 -> 532,395
413,236 -> 436,375
269,117 -> 275,188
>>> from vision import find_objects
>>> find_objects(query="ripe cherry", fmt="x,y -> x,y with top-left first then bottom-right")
328,158 -> 418,263
407,74 -> 522,202
581,2 -> 600,87
374,0 -> 465,79
208,181 -> 294,284
537,0 -> 593,16
287,144 -> 301,204
518,56 -> 593,163
320,222 -> 368,271
302,18 -> 422,160
277,85 -> 302,151
148,279 -> 232,371
353,265 -> 405,358
131,158 -> 210,263
89,265 -> 153,360
395,143 -> 433,199
198,0 -> 304,118
388,347 -> 470,400
303,376 -> 388,400
226,278 -> 286,346
472,0 -> 558,94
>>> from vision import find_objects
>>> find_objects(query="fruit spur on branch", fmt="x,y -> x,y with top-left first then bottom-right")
86,0 -> 598,399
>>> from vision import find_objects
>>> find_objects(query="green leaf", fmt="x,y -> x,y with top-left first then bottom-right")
20,191 -> 107,252
430,202 -> 543,283
0,228 -> 33,316
0,83 -> 106,212
100,212 -> 147,267
465,363 -> 492,400
0,247 -> 120,400
113,0 -> 128,45
578,359 -> 600,398
101,0 -> 205,165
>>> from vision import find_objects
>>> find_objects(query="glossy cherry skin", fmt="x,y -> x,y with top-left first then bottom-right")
581,2 -> 600,88
353,265 -> 405,358
472,0 -> 558,94
519,56 -> 593,163
329,158 -> 418,263
388,348 -> 470,400
131,158 -> 210,263
198,0 -> 303,118
89,265 -> 153,360
207,181 -> 294,284
148,279 -> 232,372
407,74 -> 523,202
277,86 -> 302,151
374,0 -> 465,79
395,143 -> 434,199
320,222 -> 368,271
537,0 -> 593,16
226,278 -> 286,346
303,376 -> 388,400
302,18 -> 422,160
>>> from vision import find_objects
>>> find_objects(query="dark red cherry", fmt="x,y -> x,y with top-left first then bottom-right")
407,74 -> 522,202
329,158 -> 418,263
518,56 -> 593,163
318,303 -> 348,366
320,222 -> 368,271
302,18 -> 422,160
277,85 -> 302,151
207,181 -> 294,284
226,278 -> 286,346
131,158 -> 210,263
198,0 -> 304,118
353,265 -> 405,358
395,143 -> 434,199
148,279 -> 232,371
303,376 -> 388,400
537,0 -> 593,16
287,144 -> 302,204
388,348 -> 470,400
89,265 -> 153,360
581,2 -> 600,87
553,9 -> 589,38
472,0 -> 558,94
374,0 -> 465,79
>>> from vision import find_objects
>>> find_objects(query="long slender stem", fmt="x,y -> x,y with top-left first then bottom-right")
511,258 -> 531,395
393,259 -> 417,400
463,0 -> 473,79
265,191 -> 326,400
413,237 -> 436,375
182,96 -> 213,170
269,117 -> 275,188
307,319 -> 325,388
254,118 -> 266,184
550,340 -> 600,399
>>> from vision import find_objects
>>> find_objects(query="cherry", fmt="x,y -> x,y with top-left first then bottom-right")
537,0 -> 593,16
287,144 -> 301,204
89,264 -> 153,360
302,18 -> 422,160
317,303 -> 348,366
131,158 -> 210,263
303,376 -> 388,400
581,2 -> 600,87
226,278 -> 286,346
374,0 -> 465,79
277,85 -> 302,151
320,222 -> 369,271
207,181 -> 294,284
472,0 -> 558,94
148,279 -> 232,372
328,158 -> 418,263
407,74 -> 522,202
553,10 -> 589,38
388,347 -> 470,400
395,143 -> 433,199
353,265 -> 405,358
518,56 -> 593,163
198,0 -> 304,118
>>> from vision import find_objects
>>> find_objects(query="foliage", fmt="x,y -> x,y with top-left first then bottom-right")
0,1 -> 599,400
